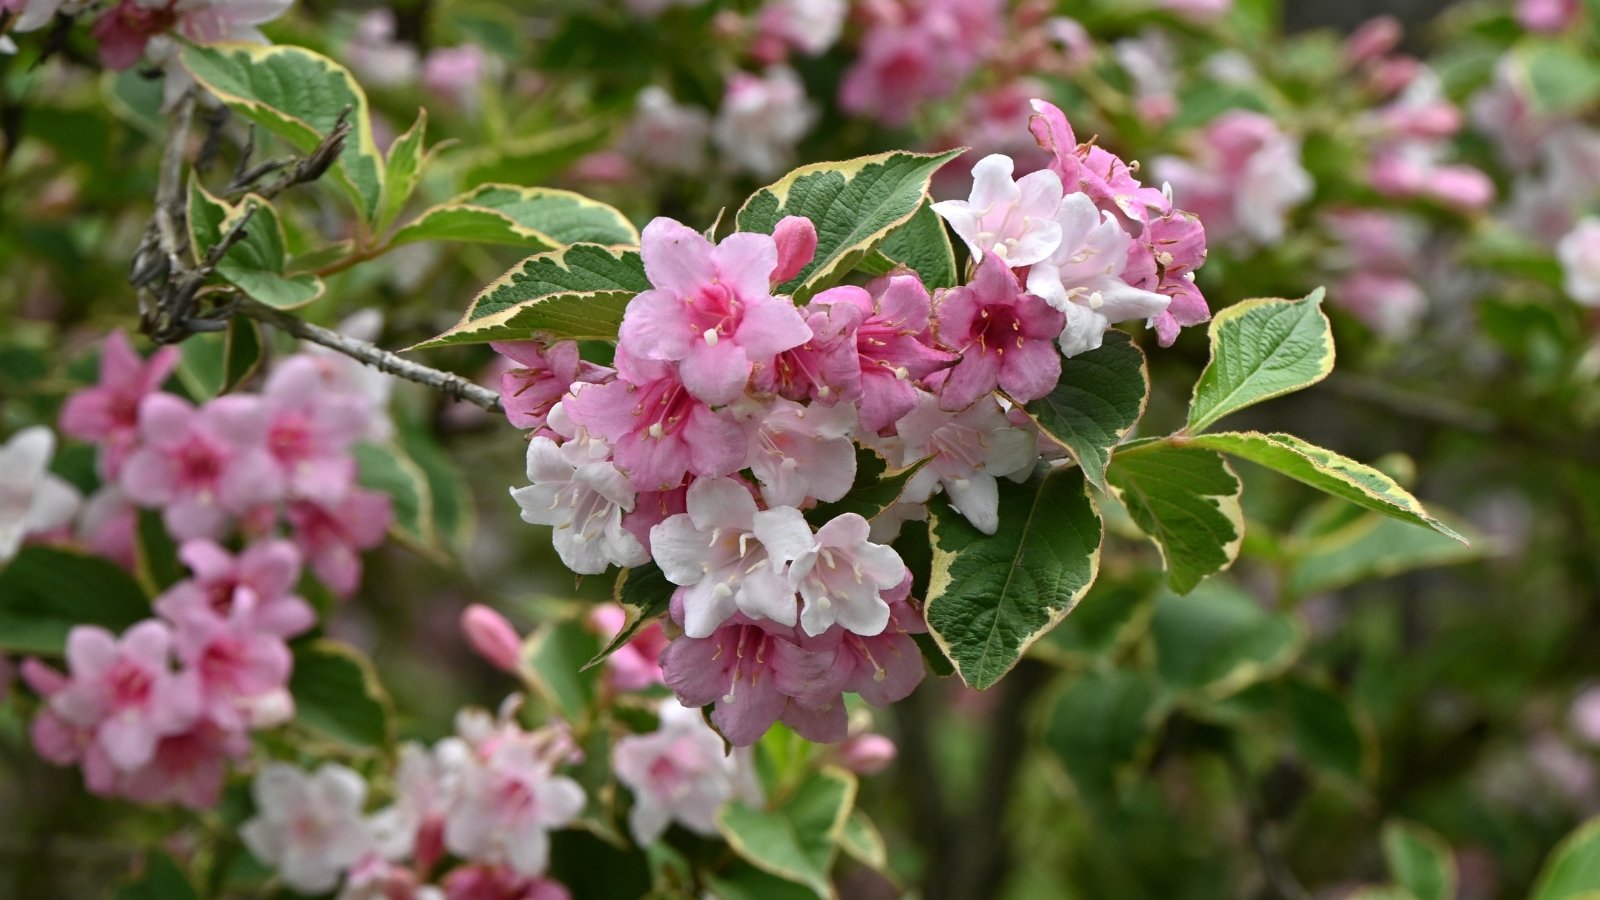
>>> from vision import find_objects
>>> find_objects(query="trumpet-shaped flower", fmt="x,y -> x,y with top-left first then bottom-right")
511,404 -> 648,575
740,396 -> 858,507
815,277 -> 957,433
894,392 -> 1037,535
154,538 -> 315,639
0,427 -> 82,564
612,701 -> 757,844
932,153 -> 1065,267
241,762 -> 376,894
444,739 -> 585,877
59,331 -> 178,478
47,622 -> 199,772
777,512 -> 905,637
935,255 -> 1066,407
491,340 -> 609,436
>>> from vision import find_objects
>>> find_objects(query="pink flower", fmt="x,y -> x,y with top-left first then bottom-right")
838,0 -> 1002,126
91,0 -> 292,70
120,394 -> 283,541
442,866 -> 570,900
1155,111 -> 1312,248
814,276 -> 957,433
892,392 -> 1037,535
170,589 -> 295,730
154,539 -> 315,638
286,489 -> 393,597
776,513 -> 905,637
76,487 -> 139,571
1158,0 -> 1231,20
511,402 -> 648,574
369,741 -> 466,870
931,153 -> 1065,268
588,605 -> 668,692
650,476 -> 813,637
59,331 -> 177,478
756,0 -> 847,58
1518,0 -> 1580,32
263,356 -> 368,500
754,298 -> 864,404
834,733 -> 897,774
45,622 -> 199,772
1571,685 -> 1600,747
1559,217 -> 1600,307
116,720 -> 250,810
712,67 -> 815,176
565,348 -> 747,492
444,738 -> 585,876
1344,16 -> 1402,67
462,605 -> 525,674
1131,210 -> 1212,347
833,586 -> 926,706
619,217 -> 811,405
934,255 -> 1064,408
241,762 -> 377,894
422,45 -> 489,112
612,701 -> 758,844
739,396 -> 858,507
339,857 -> 444,900
622,87 -> 711,175
344,9 -> 420,89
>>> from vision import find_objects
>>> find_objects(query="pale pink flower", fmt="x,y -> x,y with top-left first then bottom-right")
1571,685 -> 1600,747
756,0 -> 847,58
650,477 -> 812,637
115,720 -> 249,810
832,576 -> 926,707
934,255 -> 1065,408
754,298 -> 864,404
46,622 -> 199,772
369,740 -> 469,868
776,513 -> 905,637
461,605 -> 525,674
441,866 -> 571,900
834,733 -> 897,774
170,588 -> 295,730
510,403 -> 647,575
1559,217 -> 1600,307
1343,16 -> 1402,67
76,486 -> 139,571
932,153 -> 1065,268
422,45 -> 488,113
263,355 -> 367,500
565,348 -> 746,492
241,762 -> 377,894
154,538 -> 315,638
618,217 -> 812,405
838,0 -> 1002,126
444,739 -> 585,877
622,87 -> 711,176
339,857 -> 444,900
739,396 -> 858,507
814,277 -> 957,433
120,394 -> 283,541
588,605 -> 668,692
893,392 -> 1037,535
285,489 -> 393,597
1132,210 -> 1212,347
1026,193 -> 1171,357
1155,111 -> 1312,248
0,427 -> 81,564
92,0 -> 293,70
1114,31 -> 1178,127
712,67 -> 815,177
613,701 -> 756,844
1158,0 -> 1231,21
1518,0 -> 1581,32
344,9 -> 419,89
59,330 -> 177,477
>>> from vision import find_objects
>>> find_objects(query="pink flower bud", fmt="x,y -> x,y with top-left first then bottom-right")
1572,686 -> 1600,746
770,215 -> 818,285
461,604 -> 523,674
1518,0 -> 1580,33
1344,16 -> 1402,66
835,733 -> 897,774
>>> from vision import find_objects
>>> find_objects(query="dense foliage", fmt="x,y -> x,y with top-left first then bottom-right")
2,1 -> 1600,898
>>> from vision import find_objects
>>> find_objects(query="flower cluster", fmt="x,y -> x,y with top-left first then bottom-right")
22,538 -> 314,809
240,706 -> 582,897
498,101 -> 1201,746
61,331 -> 394,596
1154,110 -> 1312,249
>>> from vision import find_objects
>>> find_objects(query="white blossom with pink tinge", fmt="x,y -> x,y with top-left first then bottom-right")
738,396 -> 858,508
713,66 -> 816,177
890,392 -> 1038,535
1559,217 -> 1600,307
241,762 -> 377,894
777,512 -> 905,637
932,153 -> 1066,268
444,737 -> 585,877
613,701 -> 760,845
650,477 -> 813,637
0,427 -> 81,564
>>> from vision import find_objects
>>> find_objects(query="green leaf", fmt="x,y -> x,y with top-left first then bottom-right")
181,43 -> 385,222
1532,818 -> 1600,900
925,466 -> 1104,690
414,244 -> 650,349
187,183 -> 324,309
392,184 -> 638,250
804,448 -> 926,528
1519,43 -> 1600,115
521,617 -> 604,728
220,319 -> 263,393
583,563 -> 674,671
717,767 -> 857,898
1186,289 -> 1335,433
289,639 -> 393,748
1286,677 -> 1375,786
0,546 -> 150,654
706,863 -> 826,900
1382,820 -> 1457,900
133,508 -> 184,595
378,109 -> 428,235
857,200 -> 958,289
113,852 -> 199,900
1149,581 -> 1302,701
736,149 -> 964,301
1107,444 -> 1243,594
354,441 -> 436,550
838,809 -> 888,871
1185,432 -> 1465,542
1023,331 -> 1149,491
1042,668 -> 1164,803
1287,513 -> 1479,598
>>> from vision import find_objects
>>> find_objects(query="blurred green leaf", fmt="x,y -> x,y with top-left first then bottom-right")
716,767 -> 857,898
1150,580 -> 1301,701
391,184 -> 638,250
1286,677 -> 1375,786
0,546 -> 150,654
289,639 -> 393,748
379,109 -> 429,235
1531,817 -> 1600,900
521,617 -> 604,728
354,441 -> 437,551
1043,667 -> 1164,803
113,852 -> 198,900
1382,820 -> 1457,900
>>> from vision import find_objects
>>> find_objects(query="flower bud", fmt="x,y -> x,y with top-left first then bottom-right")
835,733 -> 897,774
771,215 -> 818,286
461,604 -> 524,674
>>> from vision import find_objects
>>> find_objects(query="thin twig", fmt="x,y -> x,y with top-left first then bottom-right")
234,297 -> 503,412
1226,749 -> 1314,900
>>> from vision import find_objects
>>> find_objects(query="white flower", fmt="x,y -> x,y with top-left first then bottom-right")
893,393 -> 1037,535
780,513 -> 905,637
624,86 -> 711,175
613,701 -> 755,845
444,739 -> 585,877
1559,217 -> 1600,307
760,0 -> 848,56
368,740 -> 469,861
1025,193 -> 1171,357
739,397 -> 858,508
240,763 -> 376,894
649,477 -> 813,637
932,154 -> 1065,268
0,427 -> 82,564
511,408 -> 647,575
713,66 -> 816,177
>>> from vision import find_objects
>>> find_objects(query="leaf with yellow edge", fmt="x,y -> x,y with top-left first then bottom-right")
391,184 -> 638,250
1187,288 -> 1334,433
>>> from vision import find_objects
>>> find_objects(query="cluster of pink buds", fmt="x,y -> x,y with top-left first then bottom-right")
239,704 -> 582,898
22,538 -> 314,809
60,331 -> 394,597
500,101 -> 1206,747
